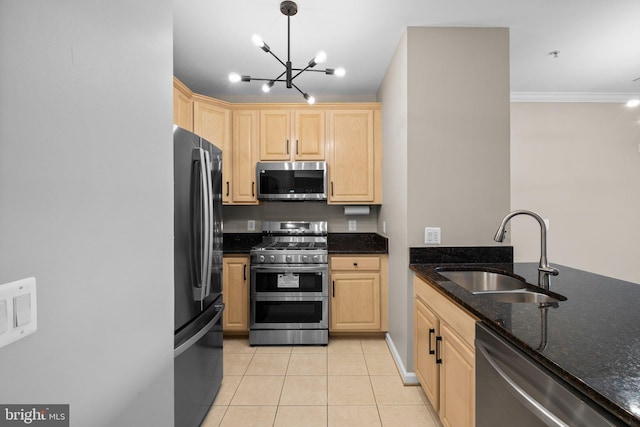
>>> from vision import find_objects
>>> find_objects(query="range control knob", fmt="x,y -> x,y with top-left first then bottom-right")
302,255 -> 309,262
269,255 -> 276,263
285,255 -> 293,263
258,255 -> 265,263
313,255 -> 319,262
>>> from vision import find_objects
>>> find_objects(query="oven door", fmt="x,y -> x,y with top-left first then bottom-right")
251,264 -> 328,297
251,295 -> 328,330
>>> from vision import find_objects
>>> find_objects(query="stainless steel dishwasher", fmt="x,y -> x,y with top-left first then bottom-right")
476,323 -> 621,427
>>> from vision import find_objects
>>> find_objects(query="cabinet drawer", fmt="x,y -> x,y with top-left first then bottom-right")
331,256 -> 380,271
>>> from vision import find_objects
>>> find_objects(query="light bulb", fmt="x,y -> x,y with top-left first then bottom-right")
262,81 -> 274,93
626,98 -> 640,108
334,67 -> 346,77
314,51 -> 327,64
252,34 -> 264,48
304,93 -> 315,105
228,72 -> 241,83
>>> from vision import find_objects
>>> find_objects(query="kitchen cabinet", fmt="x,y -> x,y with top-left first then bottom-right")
326,109 -> 382,204
259,109 -> 325,161
329,255 -> 388,332
193,95 -> 232,203
173,77 -> 193,131
222,256 -> 250,332
414,276 -> 477,427
231,110 -> 259,204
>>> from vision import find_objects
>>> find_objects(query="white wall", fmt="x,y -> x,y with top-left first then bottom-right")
378,31 -> 411,375
511,102 -> 640,284
378,27 -> 510,375
223,204 -> 379,233
0,2 -> 174,426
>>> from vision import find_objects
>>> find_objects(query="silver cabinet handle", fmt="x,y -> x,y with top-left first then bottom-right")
476,341 -> 569,427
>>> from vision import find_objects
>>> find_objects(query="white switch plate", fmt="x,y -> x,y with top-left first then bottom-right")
382,221 -> 387,234
0,277 -> 37,349
425,227 -> 441,244
247,220 -> 256,231
348,220 -> 357,231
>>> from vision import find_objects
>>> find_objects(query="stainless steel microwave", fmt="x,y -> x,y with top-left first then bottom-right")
256,161 -> 327,201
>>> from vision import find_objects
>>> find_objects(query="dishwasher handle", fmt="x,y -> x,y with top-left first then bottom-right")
476,340 -> 570,427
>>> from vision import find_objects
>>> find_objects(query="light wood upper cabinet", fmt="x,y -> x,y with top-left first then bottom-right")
173,77 -> 193,131
327,109 -> 382,204
193,96 -> 232,203
414,276 -> 477,427
330,255 -> 388,332
222,256 -> 249,332
259,110 -> 325,161
232,110 -> 259,204
294,110 -> 325,160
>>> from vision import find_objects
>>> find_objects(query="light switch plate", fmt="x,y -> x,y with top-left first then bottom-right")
0,277 -> 37,349
348,220 -> 357,231
425,227 -> 441,244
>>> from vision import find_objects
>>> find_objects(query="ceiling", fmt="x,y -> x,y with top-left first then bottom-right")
173,0 -> 640,103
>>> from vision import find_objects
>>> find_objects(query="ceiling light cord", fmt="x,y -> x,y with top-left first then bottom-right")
228,1 -> 344,104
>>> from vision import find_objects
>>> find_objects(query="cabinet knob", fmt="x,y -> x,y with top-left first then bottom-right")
353,262 -> 358,267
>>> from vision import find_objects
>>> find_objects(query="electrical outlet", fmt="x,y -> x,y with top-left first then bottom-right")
348,220 -> 357,231
425,227 -> 441,244
247,220 -> 256,231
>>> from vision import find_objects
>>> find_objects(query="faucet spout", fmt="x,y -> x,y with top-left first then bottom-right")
494,209 -> 559,289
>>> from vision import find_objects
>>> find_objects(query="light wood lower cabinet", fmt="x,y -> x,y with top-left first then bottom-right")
414,276 -> 477,427
222,256 -> 250,332
329,255 -> 388,332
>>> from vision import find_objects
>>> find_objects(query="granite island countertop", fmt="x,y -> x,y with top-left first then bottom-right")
410,261 -> 640,427
223,232 -> 388,254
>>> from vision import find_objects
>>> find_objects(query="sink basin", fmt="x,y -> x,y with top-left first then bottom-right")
436,269 -> 527,294
479,290 -> 561,304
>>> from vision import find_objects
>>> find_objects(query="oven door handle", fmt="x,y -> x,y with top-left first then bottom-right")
252,265 -> 328,272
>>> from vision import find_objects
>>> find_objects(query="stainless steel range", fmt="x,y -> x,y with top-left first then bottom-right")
249,221 -> 329,346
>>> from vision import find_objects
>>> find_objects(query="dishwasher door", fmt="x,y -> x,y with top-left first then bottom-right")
475,323 -> 620,427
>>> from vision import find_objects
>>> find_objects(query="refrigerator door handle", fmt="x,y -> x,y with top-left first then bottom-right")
192,148 -> 211,301
202,149 -> 214,300
174,302 -> 224,358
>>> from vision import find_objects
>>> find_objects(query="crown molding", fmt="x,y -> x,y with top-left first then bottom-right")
510,92 -> 640,103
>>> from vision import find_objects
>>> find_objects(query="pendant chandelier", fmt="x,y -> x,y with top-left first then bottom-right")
228,1 -> 345,104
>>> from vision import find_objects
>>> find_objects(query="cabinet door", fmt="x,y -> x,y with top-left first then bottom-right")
414,298 -> 440,411
260,110 -> 291,160
439,322 -> 475,427
222,256 -> 249,331
232,111 -> 259,203
173,85 -> 193,131
193,100 -> 232,203
330,272 -> 380,331
327,110 -> 375,203
294,110 -> 324,160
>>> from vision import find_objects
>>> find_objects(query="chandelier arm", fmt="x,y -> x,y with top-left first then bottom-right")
290,64 -> 312,81
266,49 -> 287,68
290,83 -> 306,96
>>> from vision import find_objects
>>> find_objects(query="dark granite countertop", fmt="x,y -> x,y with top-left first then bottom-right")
327,233 -> 388,254
410,260 -> 640,426
223,232 -> 388,255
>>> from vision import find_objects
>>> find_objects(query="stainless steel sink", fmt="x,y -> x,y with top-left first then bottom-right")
479,290 -> 561,304
436,269 -> 527,294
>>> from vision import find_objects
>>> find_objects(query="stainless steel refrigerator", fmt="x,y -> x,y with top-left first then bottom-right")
173,126 -> 224,427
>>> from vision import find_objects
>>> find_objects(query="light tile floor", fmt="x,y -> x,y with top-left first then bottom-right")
201,336 -> 443,427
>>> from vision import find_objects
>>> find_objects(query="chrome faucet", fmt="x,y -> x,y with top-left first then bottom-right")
494,210 -> 559,290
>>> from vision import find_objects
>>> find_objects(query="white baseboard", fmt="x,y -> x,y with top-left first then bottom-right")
385,333 -> 420,385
